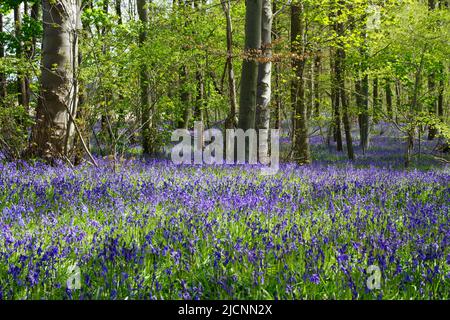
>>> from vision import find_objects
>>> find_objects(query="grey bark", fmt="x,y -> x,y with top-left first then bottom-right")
221,0 -> 238,129
0,14 -> 6,101
238,0 -> 262,131
137,0 -> 153,153
385,81 -> 393,120
273,0 -> 281,129
256,0 -> 272,131
14,5 -> 29,110
335,2 -> 354,160
291,3 -> 310,164
256,0 -> 272,164
32,0 -> 81,160
313,52 -> 321,117
330,46 -> 343,152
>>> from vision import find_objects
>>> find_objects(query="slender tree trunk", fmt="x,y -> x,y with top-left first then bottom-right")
100,1 -> 114,141
405,51 -> 425,168
176,3 -> 193,130
195,70 -> 204,124
32,0 -> 81,160
30,2 -> 40,58
385,81 -> 393,120
14,5 -> 29,110
0,14 -> 6,102
307,60 -> 313,120
330,47 -> 343,152
137,0 -> 153,153
437,76 -> 444,121
115,0 -> 122,24
428,74 -> 438,140
291,3 -> 310,164
272,0 -> 281,129
313,51 -> 321,117
238,0 -> 262,131
221,0 -> 238,129
427,0 -> 440,140
395,80 -> 401,123
335,3 -> 354,160
255,0 -> 272,164
373,77 -> 380,123
256,0 -> 272,131
178,65 -> 191,129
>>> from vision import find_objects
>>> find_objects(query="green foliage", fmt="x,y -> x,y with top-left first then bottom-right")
0,103 -> 33,160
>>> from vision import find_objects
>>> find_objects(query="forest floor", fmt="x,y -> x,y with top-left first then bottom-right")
0,124 -> 449,299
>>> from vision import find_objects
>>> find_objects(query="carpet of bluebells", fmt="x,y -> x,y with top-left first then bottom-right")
0,131 -> 450,300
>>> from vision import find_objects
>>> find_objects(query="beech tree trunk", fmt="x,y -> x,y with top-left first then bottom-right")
31,0 -> 81,160
14,5 -> 29,110
238,0 -> 262,131
291,3 -> 310,164
137,0 -> 153,153
256,0 -> 272,164
385,81 -> 393,120
335,1 -> 354,161
330,47 -> 343,152
313,52 -> 321,117
221,0 -> 238,129
0,14 -> 6,102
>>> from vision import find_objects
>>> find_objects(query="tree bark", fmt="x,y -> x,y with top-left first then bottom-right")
385,81 -> 393,120
0,14 -> 6,102
115,0 -> 122,24
14,5 -> 29,110
221,0 -> 238,129
373,77 -> 380,123
272,0 -> 281,130
238,0 -> 262,131
255,0 -> 272,164
313,51 -> 321,117
32,0 -> 81,160
256,0 -> 272,132
427,74 -> 437,140
291,3 -> 310,164
427,0 -> 440,140
335,2 -> 354,160
137,0 -> 153,153
338,73 -> 354,160
357,71 -> 369,152
330,47 -> 343,152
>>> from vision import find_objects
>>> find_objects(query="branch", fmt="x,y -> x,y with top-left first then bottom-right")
273,0 -> 292,19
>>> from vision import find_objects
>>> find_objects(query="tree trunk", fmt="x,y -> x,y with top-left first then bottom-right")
395,80 -> 401,123
32,0 -> 81,160
357,46 -> 370,152
221,0 -> 238,129
330,47 -> 343,152
178,65 -> 191,129
335,3 -> 354,161
238,0 -> 262,131
0,14 -> 6,102
255,0 -> 272,164
385,81 -> 393,120
405,51 -> 425,168
115,0 -> 122,24
437,76 -> 444,121
195,70 -> 204,124
313,51 -> 321,117
427,74 -> 438,140
137,0 -> 153,154
291,3 -> 310,164
373,77 -> 380,123
427,0 -> 440,140
256,0 -> 272,131
14,5 -> 29,110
